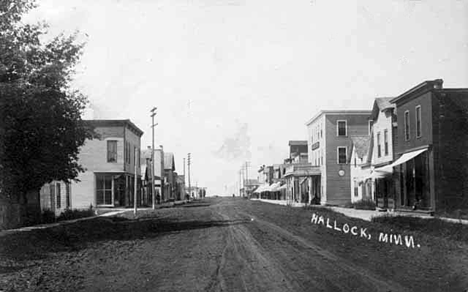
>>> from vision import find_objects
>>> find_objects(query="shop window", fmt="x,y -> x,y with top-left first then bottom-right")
96,174 -> 113,206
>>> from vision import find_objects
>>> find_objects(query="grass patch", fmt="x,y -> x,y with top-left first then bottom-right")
347,199 -> 376,210
436,208 -> 468,221
57,208 -> 95,221
371,214 -> 468,242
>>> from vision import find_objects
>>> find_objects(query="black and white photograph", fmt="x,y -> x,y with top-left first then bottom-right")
1,0 -> 468,291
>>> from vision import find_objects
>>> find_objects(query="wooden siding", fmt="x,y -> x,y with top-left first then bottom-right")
324,113 -> 370,205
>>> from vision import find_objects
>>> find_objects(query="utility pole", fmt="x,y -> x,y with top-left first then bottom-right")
240,167 -> 244,197
188,153 -> 191,199
134,147 -> 138,216
183,157 -> 186,199
150,107 -> 157,209
238,170 -> 242,197
245,161 -> 250,198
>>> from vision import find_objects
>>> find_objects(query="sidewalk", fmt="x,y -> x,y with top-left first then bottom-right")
253,198 -> 468,225
0,200 -> 190,237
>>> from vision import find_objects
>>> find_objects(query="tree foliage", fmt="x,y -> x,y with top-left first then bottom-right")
0,0 -> 93,201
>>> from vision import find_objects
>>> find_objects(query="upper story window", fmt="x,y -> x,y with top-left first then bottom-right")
368,120 -> 373,135
107,140 -> 117,163
377,132 -> 381,158
384,129 -> 389,156
337,120 -> 347,136
415,105 -> 422,138
404,111 -> 410,141
125,142 -> 132,164
337,146 -> 347,164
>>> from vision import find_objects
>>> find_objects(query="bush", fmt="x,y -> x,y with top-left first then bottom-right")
40,210 -> 57,224
350,199 -> 376,210
57,208 -> 95,222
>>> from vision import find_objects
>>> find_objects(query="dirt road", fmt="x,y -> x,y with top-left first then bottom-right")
1,198 -> 467,292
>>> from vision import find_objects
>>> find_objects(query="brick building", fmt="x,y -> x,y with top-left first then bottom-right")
383,79 -> 468,212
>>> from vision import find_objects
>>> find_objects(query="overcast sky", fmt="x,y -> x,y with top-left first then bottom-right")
25,0 -> 468,196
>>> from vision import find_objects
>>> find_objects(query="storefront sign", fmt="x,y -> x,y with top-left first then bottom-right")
311,141 -> 320,150
310,213 -> 421,249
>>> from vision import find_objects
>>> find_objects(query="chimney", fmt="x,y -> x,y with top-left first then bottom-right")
147,146 -> 151,149
433,79 -> 443,89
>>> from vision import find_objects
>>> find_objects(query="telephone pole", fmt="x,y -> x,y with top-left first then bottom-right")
238,170 -> 242,197
188,153 -> 191,199
240,167 -> 244,197
150,107 -> 157,209
134,147 -> 138,216
183,157 -> 186,199
245,161 -> 250,198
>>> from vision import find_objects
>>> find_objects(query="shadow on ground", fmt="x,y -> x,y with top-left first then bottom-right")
0,216 -> 250,271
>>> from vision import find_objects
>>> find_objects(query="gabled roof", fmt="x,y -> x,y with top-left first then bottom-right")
370,97 -> 395,121
375,97 -> 395,111
164,152 -> 175,171
350,135 -> 371,160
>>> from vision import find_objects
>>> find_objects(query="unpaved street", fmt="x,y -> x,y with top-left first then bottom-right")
1,198 -> 467,292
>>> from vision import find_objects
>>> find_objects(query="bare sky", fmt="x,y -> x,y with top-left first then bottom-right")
25,0 -> 468,195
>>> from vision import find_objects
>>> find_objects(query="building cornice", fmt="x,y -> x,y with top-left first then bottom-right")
305,110 -> 372,126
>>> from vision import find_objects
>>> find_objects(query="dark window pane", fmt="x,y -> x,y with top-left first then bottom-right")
96,190 -> 104,205
338,121 -> 346,136
104,176 -> 112,190
56,183 -> 61,209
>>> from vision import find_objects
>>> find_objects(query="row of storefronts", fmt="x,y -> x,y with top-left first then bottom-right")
254,79 -> 468,214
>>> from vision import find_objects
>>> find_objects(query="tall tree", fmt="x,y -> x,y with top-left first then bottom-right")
0,0 -> 93,206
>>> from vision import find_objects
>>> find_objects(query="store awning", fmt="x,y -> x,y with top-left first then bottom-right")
376,148 -> 428,173
277,184 -> 287,191
268,182 -> 282,192
254,184 -> 269,193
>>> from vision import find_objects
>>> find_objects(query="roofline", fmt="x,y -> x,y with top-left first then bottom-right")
390,79 -> 443,104
434,88 -> 468,93
84,119 -> 144,137
305,110 -> 372,126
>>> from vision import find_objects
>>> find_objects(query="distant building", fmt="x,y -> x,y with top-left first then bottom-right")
163,152 -> 176,201
175,174 -> 186,200
140,146 -> 163,205
40,119 -> 144,214
288,140 -> 308,163
306,110 -> 372,206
